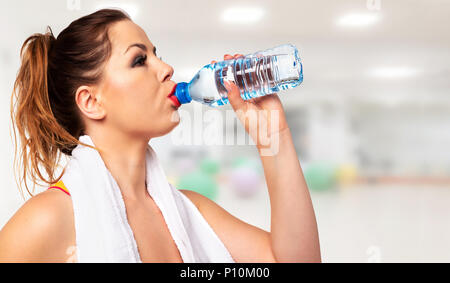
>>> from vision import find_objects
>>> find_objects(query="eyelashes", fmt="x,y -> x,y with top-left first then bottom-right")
131,54 -> 164,68
132,54 -> 147,67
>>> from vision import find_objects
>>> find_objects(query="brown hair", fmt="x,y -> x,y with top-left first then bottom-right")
11,9 -> 130,197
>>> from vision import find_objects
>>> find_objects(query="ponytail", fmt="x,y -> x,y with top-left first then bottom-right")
11,27 -> 82,197
10,9 -> 130,197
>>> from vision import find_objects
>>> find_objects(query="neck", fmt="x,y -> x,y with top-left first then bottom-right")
87,130 -> 150,201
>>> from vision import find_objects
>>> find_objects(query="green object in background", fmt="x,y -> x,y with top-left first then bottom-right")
177,170 -> 218,201
304,162 -> 337,191
200,158 -> 220,175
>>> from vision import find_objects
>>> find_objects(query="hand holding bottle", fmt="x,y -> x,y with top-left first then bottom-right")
211,54 -> 290,151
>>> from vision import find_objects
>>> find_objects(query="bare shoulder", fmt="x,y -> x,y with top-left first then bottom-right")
179,189 -> 206,210
0,189 -> 75,263
179,189 -> 276,263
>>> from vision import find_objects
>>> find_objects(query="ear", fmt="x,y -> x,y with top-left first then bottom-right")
75,85 -> 106,121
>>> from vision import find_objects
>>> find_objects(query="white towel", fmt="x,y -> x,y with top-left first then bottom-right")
61,135 -> 235,263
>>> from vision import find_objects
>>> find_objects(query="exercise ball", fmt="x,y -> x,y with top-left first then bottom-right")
176,170 -> 218,201
336,164 -> 358,186
303,162 -> 336,192
200,158 -> 220,176
229,157 -> 262,198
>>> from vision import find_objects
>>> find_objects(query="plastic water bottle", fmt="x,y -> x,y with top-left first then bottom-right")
174,44 -> 303,107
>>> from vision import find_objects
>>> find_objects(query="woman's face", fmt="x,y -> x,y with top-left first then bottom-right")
95,20 -> 180,139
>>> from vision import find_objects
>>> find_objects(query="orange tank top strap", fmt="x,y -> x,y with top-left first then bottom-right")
48,180 -> 71,197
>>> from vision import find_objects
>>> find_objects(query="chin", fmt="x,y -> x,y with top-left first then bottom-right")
152,120 -> 181,138
166,119 -> 181,135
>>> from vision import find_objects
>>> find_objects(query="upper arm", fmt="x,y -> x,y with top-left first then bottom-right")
180,190 -> 276,263
0,190 -> 75,263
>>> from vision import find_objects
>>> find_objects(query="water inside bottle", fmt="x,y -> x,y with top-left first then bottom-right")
187,48 -> 302,107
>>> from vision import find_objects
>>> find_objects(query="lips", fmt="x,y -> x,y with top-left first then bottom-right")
169,95 -> 181,108
167,84 -> 177,98
168,84 -> 181,108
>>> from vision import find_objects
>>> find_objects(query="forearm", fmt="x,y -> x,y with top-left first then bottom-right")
258,128 -> 321,263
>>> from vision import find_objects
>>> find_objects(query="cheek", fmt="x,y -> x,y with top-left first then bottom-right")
103,72 -> 164,130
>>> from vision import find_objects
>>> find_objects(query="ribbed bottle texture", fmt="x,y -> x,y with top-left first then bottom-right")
174,44 -> 303,107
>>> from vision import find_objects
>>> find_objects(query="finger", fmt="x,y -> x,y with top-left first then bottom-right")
211,60 -> 217,64
224,54 -> 234,60
224,80 -> 246,111
234,54 -> 244,58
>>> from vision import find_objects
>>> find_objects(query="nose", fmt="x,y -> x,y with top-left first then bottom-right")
159,61 -> 174,82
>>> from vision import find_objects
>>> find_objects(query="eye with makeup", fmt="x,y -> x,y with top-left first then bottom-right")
132,54 -> 147,67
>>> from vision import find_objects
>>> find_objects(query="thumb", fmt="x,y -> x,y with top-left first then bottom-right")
224,80 -> 245,111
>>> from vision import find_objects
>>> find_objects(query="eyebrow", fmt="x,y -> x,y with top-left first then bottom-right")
124,43 -> 157,56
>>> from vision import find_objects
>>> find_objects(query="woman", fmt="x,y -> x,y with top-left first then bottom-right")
0,9 -> 320,263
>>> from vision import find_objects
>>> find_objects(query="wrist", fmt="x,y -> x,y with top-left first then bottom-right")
256,127 -> 292,157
